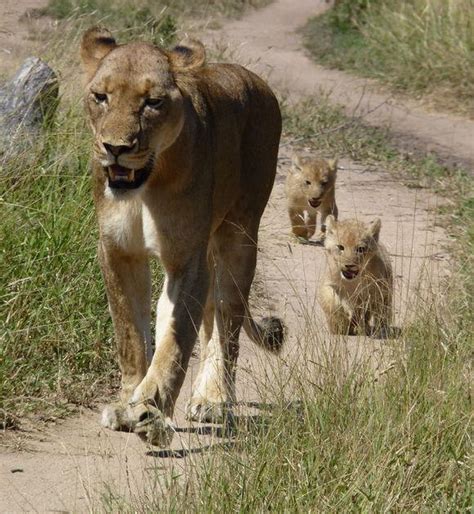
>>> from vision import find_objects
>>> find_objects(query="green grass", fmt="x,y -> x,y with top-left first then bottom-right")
0,104 -> 114,420
304,0 -> 474,117
42,0 -> 272,33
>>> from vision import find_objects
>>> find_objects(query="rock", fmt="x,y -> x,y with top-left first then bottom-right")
0,57 -> 59,159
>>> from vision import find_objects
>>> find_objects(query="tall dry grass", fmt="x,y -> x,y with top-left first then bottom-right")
304,0 -> 474,116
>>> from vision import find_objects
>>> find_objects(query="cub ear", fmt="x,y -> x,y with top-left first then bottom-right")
327,158 -> 338,172
80,26 -> 117,81
168,39 -> 206,71
368,217 -> 382,242
291,154 -> 303,172
325,214 -> 336,233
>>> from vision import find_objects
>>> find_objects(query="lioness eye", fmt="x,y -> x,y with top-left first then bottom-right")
93,92 -> 107,104
305,180 -> 311,185
337,244 -> 344,252
321,179 -> 328,185
145,97 -> 165,109
356,246 -> 366,253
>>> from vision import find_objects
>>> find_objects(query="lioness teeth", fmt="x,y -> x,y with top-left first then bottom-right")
109,165 -> 135,182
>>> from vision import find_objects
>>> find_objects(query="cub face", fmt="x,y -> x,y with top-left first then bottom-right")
80,27 -> 205,192
288,156 -> 337,208
324,215 -> 382,281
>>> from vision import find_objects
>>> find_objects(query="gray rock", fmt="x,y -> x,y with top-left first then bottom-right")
0,57 -> 59,159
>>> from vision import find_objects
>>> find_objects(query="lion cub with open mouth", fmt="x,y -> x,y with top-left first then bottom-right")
285,155 -> 338,243
319,215 -> 393,337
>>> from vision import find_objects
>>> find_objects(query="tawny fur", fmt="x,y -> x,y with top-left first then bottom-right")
319,215 -> 393,337
80,27 -> 284,446
285,156 -> 338,243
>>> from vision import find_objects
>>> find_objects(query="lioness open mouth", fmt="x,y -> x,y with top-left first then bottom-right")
308,199 -> 321,208
106,163 -> 152,190
341,269 -> 359,280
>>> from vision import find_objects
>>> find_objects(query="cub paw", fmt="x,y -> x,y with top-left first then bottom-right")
129,402 -> 174,447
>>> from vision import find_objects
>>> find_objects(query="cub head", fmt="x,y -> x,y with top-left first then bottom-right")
324,215 -> 382,281
80,26 -> 206,193
290,156 -> 337,208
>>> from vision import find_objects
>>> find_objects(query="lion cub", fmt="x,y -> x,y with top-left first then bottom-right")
285,155 -> 338,243
319,215 -> 393,337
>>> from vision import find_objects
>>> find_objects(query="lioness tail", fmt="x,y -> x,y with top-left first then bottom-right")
243,314 -> 285,353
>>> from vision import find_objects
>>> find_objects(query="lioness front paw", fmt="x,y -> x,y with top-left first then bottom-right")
129,402 -> 174,447
186,399 -> 230,423
101,403 -> 133,432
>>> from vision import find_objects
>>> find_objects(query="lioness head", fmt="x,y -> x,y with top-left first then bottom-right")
80,26 -> 206,192
324,215 -> 382,281
290,156 -> 337,208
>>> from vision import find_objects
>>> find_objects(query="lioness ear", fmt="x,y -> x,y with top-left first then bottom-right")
326,215 -> 336,232
80,26 -> 117,81
168,39 -> 206,71
368,218 -> 382,241
327,158 -> 338,172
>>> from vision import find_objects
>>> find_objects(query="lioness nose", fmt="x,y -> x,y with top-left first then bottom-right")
103,141 -> 136,156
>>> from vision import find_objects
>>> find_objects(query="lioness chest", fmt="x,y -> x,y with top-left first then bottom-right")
100,197 -> 160,257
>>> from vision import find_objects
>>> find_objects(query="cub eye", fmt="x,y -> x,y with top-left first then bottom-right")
321,179 -> 328,185
337,244 -> 344,252
145,97 -> 165,109
93,92 -> 107,104
305,180 -> 311,185
356,246 -> 367,253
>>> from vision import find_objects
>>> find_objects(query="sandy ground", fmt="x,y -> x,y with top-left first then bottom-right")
0,0 -> 461,511
0,0 -> 53,79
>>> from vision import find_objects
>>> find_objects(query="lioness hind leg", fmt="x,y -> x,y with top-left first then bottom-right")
188,218 -> 259,423
186,263 -> 221,422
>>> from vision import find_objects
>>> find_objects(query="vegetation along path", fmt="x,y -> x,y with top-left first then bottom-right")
1,0 -> 469,511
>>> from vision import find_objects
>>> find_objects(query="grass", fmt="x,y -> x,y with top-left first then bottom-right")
42,0 -> 272,34
303,0 -> 474,117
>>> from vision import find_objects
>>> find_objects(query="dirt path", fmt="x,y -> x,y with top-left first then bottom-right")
0,1 -> 455,511
202,0 -> 474,170
0,0 -> 51,79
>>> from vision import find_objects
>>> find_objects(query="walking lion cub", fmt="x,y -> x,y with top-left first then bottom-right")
285,156 -> 338,243
319,215 -> 393,337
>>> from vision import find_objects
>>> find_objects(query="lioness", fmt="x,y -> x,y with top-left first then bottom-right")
285,155 -> 338,243
319,215 -> 393,337
80,27 -> 284,446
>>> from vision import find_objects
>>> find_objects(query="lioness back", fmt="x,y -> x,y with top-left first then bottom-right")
175,62 -> 282,226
